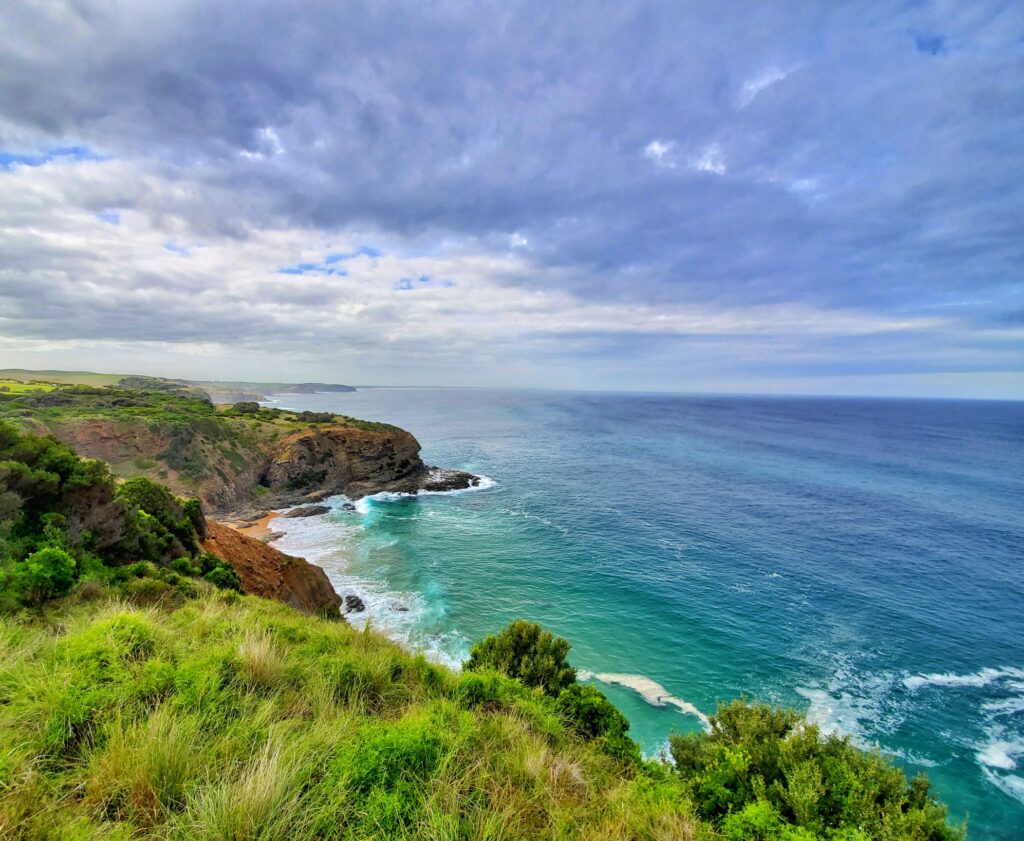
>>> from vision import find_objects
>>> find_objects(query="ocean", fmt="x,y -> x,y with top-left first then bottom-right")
265,388 -> 1024,838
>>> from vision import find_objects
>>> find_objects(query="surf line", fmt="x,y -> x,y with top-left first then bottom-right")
579,670 -> 711,731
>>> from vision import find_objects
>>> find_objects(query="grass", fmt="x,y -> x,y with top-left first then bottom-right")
0,379 -> 55,394
0,369 -> 126,387
0,591 -> 703,840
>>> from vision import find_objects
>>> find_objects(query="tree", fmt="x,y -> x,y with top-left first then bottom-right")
14,546 -> 75,609
464,620 -> 576,695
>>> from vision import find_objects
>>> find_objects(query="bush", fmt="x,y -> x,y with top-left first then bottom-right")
170,556 -> 200,576
669,699 -> 963,840
555,683 -> 628,739
205,564 -> 241,592
115,478 -> 197,555
12,545 -> 76,609
464,619 -> 576,695
556,682 -> 641,764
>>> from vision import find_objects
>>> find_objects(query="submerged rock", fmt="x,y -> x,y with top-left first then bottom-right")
342,502 -> 356,511
282,505 -> 331,518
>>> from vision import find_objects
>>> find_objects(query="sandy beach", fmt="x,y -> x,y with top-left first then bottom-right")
227,511 -> 283,542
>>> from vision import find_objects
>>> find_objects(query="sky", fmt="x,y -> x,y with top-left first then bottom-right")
0,1 -> 1022,398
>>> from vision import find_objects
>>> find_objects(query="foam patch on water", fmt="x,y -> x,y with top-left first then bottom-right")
579,670 -> 710,730
903,666 -> 1024,692
805,659 -> 1024,804
795,661 -> 904,747
983,767 -> 1024,805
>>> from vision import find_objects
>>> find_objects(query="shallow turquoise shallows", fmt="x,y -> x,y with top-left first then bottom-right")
267,388 -> 1024,838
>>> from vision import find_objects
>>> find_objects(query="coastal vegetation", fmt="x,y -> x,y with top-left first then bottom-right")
0,380 -> 407,511
0,411 -> 965,839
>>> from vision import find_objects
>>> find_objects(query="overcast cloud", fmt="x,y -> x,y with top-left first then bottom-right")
0,0 -> 1021,396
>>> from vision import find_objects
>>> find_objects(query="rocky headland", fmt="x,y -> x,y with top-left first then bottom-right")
0,377 -> 482,617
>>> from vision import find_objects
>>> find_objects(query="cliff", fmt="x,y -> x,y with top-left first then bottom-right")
0,384 -> 478,515
202,520 -> 342,617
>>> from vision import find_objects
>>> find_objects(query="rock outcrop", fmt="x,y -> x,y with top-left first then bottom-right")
202,520 -> 342,618
282,505 -> 332,518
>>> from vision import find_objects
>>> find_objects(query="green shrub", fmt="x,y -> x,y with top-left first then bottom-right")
170,556 -> 200,576
12,545 -> 76,609
669,699 -> 963,840
115,478 -> 197,554
205,564 -> 241,592
464,619 -> 576,695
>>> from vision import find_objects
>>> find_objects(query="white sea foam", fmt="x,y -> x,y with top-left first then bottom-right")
265,495 -> 475,671
579,670 -> 710,730
982,767 -> 1024,805
976,738 -> 1020,771
352,473 -> 495,512
796,686 -> 871,744
903,666 -> 1024,692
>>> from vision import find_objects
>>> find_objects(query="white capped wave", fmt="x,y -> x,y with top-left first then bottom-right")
579,670 -> 710,731
903,666 -> 1024,692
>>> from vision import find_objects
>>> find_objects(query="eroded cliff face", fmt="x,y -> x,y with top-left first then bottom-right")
42,420 -> 433,515
262,426 -> 422,502
202,520 -> 342,618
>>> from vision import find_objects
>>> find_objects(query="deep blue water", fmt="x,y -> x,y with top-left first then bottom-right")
267,389 -> 1024,838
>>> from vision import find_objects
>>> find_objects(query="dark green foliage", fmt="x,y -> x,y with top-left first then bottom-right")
204,564 -> 241,592
295,411 -> 338,423
669,699 -> 964,840
286,469 -> 327,490
116,477 -> 197,554
10,545 -> 76,609
464,619 -> 576,696
556,683 -> 641,764
556,683 -> 627,739
0,423 -> 226,612
170,556 -> 201,576
232,401 -> 261,413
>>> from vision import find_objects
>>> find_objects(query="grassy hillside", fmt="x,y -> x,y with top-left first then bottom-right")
0,593 -> 697,840
0,370 -> 356,403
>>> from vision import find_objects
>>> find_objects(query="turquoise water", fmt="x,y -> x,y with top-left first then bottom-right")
267,389 -> 1024,838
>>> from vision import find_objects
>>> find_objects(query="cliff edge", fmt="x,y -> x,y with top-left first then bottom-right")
0,384 -> 479,514
202,520 -> 342,618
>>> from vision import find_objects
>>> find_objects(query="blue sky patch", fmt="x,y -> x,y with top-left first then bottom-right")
0,146 -> 103,171
324,245 -> 382,263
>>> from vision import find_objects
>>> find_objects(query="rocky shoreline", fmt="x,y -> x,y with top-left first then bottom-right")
215,464 -> 485,618
223,465 -> 482,524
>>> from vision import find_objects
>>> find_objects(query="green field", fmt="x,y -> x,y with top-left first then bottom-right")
0,379 -> 56,394
0,368 -> 127,387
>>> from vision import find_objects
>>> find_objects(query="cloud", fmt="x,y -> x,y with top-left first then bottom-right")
643,139 -> 676,168
689,142 -> 727,175
0,0 -> 1021,394
738,66 -> 793,107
